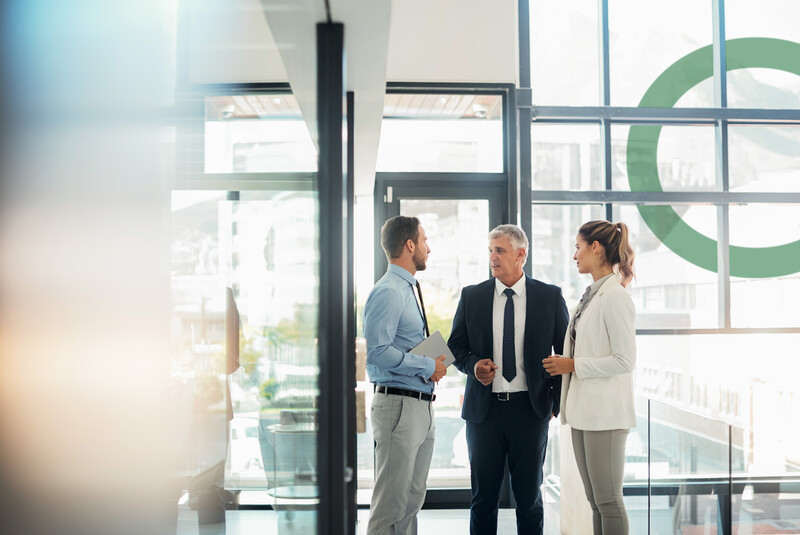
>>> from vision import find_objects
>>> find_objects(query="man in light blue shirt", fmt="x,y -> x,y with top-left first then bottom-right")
365,215 -> 447,535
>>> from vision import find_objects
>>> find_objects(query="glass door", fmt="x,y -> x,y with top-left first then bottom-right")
170,189 -> 320,530
361,84 -> 513,507
400,198 -> 490,492
359,180 -> 507,503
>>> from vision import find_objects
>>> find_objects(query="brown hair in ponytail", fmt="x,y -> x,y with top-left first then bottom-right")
578,220 -> 635,287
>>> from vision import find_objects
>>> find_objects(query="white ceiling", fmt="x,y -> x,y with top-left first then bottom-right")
187,0 -> 517,195
386,0 -> 517,83
187,0 -> 289,83
259,0 -> 392,196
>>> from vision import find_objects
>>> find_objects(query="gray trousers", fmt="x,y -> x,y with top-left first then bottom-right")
571,428 -> 630,535
367,392 -> 435,535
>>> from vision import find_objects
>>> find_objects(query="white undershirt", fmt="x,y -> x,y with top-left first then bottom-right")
491,274 -> 527,393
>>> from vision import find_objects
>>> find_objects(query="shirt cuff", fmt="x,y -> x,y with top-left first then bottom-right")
419,354 -> 436,380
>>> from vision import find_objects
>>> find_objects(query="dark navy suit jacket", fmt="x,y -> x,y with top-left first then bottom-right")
448,276 -> 569,424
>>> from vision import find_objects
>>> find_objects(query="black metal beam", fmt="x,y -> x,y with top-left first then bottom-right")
386,82 -> 514,93
317,21 -> 348,535
345,90 -> 357,535
375,172 -> 507,184
172,174 -> 317,191
187,82 -> 292,94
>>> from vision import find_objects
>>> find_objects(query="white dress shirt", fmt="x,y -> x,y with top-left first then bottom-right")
491,274 -> 527,393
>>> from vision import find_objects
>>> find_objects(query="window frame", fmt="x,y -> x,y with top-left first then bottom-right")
520,0 -> 800,336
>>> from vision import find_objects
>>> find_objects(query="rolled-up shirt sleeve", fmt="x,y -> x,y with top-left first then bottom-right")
365,286 -> 435,380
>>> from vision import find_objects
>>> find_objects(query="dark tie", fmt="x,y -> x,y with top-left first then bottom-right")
502,288 -> 516,382
416,281 -> 430,338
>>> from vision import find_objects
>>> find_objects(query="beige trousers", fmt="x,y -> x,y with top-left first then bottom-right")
571,428 -> 630,535
367,393 -> 435,535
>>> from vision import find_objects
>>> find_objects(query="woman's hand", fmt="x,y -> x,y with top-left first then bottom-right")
542,355 -> 574,376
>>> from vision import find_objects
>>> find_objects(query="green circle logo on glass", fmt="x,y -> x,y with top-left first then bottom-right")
627,37 -> 800,278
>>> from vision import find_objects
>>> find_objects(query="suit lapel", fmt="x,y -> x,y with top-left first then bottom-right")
523,277 -> 540,361
482,279 -> 495,358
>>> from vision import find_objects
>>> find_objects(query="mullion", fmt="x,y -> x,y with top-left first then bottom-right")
532,107 -> 800,124
529,191 -> 800,204
713,0 -> 731,329
599,0 -> 610,107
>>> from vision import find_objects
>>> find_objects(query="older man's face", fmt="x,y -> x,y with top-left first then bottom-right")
489,235 -> 525,285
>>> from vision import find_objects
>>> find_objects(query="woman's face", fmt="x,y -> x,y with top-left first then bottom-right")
574,234 -> 597,275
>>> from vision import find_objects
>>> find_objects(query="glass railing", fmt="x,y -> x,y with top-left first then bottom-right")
639,399 -> 800,535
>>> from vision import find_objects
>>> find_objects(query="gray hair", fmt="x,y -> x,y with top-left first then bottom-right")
488,224 -> 529,263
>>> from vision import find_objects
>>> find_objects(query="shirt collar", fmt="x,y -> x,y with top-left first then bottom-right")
387,263 -> 417,286
495,273 -> 526,297
587,273 -> 615,296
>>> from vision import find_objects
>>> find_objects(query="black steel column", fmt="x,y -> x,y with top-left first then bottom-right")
345,90 -> 357,535
317,22 -> 349,535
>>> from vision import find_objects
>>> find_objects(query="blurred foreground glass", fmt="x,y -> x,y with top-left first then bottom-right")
377,94 -> 503,172
0,2 -> 177,533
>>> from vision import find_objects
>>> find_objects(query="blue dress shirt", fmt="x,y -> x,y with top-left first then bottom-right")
364,264 -> 436,393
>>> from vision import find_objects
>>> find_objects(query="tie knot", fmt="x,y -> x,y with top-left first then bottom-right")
503,288 -> 515,298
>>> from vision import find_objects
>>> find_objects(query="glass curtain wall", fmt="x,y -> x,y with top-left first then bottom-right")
527,0 -> 800,533
171,89 -> 320,530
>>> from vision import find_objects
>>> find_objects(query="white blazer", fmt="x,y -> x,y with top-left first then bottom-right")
560,276 -> 637,430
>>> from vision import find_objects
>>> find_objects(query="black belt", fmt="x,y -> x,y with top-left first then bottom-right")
493,391 -> 527,401
375,385 -> 435,402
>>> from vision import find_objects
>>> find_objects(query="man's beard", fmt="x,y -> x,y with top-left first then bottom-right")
413,249 -> 427,271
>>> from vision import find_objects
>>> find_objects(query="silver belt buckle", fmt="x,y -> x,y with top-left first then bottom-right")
497,392 -> 510,401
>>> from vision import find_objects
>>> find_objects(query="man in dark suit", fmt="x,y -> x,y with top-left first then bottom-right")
448,224 -> 569,535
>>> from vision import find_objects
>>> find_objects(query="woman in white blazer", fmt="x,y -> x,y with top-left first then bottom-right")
543,220 -> 636,535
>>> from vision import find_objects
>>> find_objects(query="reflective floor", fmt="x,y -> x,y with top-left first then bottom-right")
176,506 -> 519,535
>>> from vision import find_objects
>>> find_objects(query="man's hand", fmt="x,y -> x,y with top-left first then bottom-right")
430,355 -> 447,383
542,355 -> 574,376
475,358 -> 498,386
